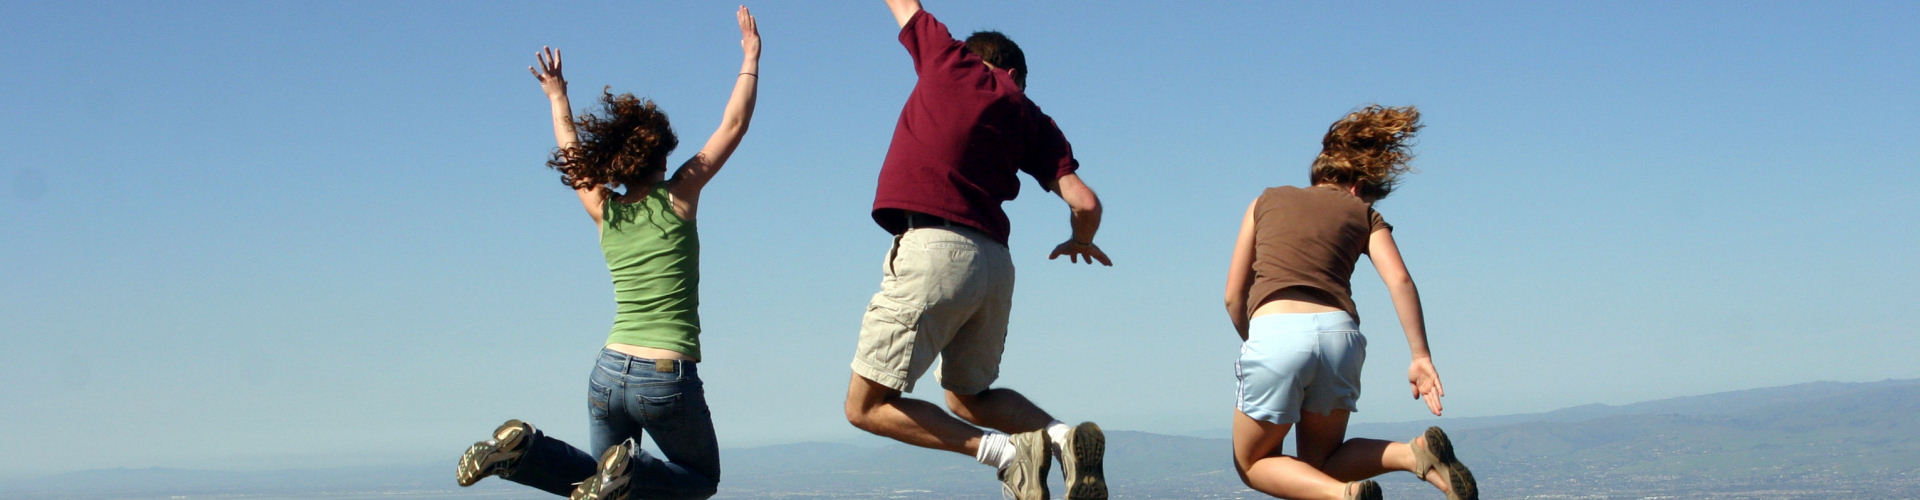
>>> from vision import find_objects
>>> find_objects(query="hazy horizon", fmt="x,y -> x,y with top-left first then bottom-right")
7,376 -> 1915,482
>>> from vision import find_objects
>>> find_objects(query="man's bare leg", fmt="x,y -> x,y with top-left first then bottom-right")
843,373 -> 984,456
947,388 -> 1053,433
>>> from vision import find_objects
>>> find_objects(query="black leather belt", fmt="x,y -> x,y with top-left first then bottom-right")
904,212 -> 957,229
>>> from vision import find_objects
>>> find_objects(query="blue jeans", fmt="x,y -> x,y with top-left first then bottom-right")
502,348 -> 721,499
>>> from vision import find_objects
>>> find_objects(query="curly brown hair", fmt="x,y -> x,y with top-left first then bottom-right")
1309,105 -> 1422,200
548,88 -> 678,190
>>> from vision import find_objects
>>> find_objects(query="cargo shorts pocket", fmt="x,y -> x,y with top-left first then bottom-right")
859,295 -> 923,362
855,294 -> 929,389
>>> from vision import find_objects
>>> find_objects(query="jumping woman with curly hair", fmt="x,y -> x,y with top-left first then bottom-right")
1223,105 -> 1478,500
455,6 -> 759,500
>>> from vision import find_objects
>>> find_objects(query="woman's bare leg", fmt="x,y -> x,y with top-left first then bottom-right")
1297,409 -> 1453,494
1232,409 -> 1353,500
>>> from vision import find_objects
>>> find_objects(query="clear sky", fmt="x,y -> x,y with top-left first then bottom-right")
3,0 -> 1916,478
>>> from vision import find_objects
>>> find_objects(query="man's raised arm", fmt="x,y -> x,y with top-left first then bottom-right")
884,0 -> 922,28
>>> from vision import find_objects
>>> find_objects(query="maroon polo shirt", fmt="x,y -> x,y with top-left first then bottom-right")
871,10 -> 1080,246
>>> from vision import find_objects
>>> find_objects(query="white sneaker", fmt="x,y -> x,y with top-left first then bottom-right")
998,430 -> 1050,500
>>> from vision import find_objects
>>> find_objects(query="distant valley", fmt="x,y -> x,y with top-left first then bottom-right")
8,379 -> 1916,499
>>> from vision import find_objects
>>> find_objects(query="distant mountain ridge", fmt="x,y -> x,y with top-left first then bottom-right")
1440,378 -> 1920,498
1352,377 -> 1920,438
7,378 -> 1917,499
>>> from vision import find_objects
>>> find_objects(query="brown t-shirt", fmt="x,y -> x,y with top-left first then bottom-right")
1245,185 -> 1392,324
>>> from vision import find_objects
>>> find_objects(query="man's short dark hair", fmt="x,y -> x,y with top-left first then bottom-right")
965,31 -> 1027,89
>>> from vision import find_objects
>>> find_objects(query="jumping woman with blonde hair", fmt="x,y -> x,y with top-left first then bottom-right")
454,6 -> 759,500
1223,105 -> 1478,500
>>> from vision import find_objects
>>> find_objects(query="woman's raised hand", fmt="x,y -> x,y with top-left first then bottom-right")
738,6 -> 760,61
529,46 -> 566,98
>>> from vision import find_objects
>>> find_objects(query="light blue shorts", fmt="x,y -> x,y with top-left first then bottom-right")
1236,311 -> 1367,425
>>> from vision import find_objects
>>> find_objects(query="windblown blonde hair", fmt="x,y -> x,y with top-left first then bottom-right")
1309,105 -> 1422,200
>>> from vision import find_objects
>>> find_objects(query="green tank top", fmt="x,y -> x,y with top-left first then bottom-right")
600,183 -> 702,360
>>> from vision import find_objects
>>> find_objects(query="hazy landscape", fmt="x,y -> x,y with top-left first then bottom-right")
6,379 -> 1915,499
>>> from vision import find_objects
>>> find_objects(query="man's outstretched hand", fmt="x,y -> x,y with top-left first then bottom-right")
1048,240 -> 1112,266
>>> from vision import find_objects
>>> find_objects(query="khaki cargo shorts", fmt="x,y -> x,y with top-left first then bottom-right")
851,226 -> 1014,395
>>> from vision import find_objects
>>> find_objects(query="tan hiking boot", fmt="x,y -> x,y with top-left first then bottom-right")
1345,479 -> 1383,500
456,419 -> 531,486
1058,422 -> 1107,499
571,437 -> 633,500
1411,426 -> 1479,500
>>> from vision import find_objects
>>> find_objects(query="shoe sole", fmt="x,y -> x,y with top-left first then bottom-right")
1063,422 -> 1107,499
1422,427 -> 1478,500
573,440 -> 632,500
457,420 -> 528,486
455,443 -> 490,486
1349,479 -> 1383,500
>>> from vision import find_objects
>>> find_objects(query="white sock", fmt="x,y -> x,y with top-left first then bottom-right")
1045,420 -> 1072,455
976,431 -> 1015,470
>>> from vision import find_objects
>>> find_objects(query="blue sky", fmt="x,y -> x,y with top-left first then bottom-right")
3,0 -> 1916,477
